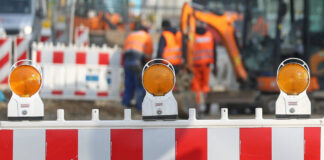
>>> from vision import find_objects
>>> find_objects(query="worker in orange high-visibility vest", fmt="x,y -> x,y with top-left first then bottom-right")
157,20 -> 183,73
122,24 -> 153,111
191,21 -> 217,109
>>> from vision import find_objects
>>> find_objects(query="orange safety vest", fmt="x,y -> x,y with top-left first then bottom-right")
123,30 -> 150,55
162,31 -> 183,65
193,31 -> 214,65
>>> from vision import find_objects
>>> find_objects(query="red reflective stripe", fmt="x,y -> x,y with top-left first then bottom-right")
18,51 -> 27,61
304,127 -> 321,160
53,51 -> 64,64
111,129 -> 143,160
52,90 -> 63,95
1,76 -> 8,84
37,50 -> 41,63
40,36 -> 49,42
76,52 -> 86,64
175,128 -> 207,160
46,130 -> 78,160
75,91 -> 86,96
77,30 -> 83,37
16,37 -> 24,46
55,31 -> 64,39
240,128 -> 272,160
0,130 -> 13,160
0,38 -> 7,46
0,52 -> 9,68
97,92 -> 108,96
99,53 -> 109,65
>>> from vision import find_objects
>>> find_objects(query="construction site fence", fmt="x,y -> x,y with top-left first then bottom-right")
32,42 -> 123,101
0,108 -> 322,159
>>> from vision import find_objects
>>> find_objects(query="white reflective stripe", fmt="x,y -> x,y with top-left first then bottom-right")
42,65 -> 53,90
76,65 -> 87,91
164,55 -> 182,60
126,41 -> 145,48
0,38 -> 11,60
194,49 -> 213,54
53,65 -> 65,89
13,129 -> 45,160
98,67 -> 109,91
195,37 -> 211,43
65,65 -> 76,90
272,128 -> 304,160
0,60 -> 10,82
193,55 -> 213,61
78,129 -> 110,160
143,128 -> 175,160
164,47 -> 181,52
87,47 -> 99,65
16,36 -> 30,60
64,48 -> 76,64
208,128 -> 239,160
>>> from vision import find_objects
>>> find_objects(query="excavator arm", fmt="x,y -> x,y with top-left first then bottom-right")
180,2 -> 248,82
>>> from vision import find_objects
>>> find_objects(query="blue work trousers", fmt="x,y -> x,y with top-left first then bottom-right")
122,66 -> 145,111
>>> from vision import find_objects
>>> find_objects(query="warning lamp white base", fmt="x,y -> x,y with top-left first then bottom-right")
275,92 -> 311,118
142,92 -> 178,120
8,93 -> 44,120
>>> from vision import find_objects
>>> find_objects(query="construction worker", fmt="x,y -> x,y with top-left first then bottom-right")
157,20 -> 183,73
191,21 -> 217,108
122,24 -> 153,111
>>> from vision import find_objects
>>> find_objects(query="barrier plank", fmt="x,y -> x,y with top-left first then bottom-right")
240,128 -> 271,160
78,129 -> 110,160
13,129 -> 45,160
143,128 -> 175,160
175,128 -> 207,160
111,129 -> 143,160
304,127 -> 321,160
46,129 -> 78,160
208,128 -> 239,160
0,130 -> 13,160
272,128 -> 304,160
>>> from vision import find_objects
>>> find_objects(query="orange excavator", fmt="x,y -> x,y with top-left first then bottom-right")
180,0 -> 323,113
181,2 -> 247,82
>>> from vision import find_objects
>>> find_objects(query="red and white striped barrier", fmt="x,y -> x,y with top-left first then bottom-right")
32,43 -> 123,100
40,28 -> 52,43
0,108 -> 322,160
0,36 -> 12,84
54,22 -> 67,44
74,25 -> 89,46
14,35 -> 31,62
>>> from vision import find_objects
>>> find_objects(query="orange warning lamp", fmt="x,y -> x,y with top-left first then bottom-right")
277,63 -> 309,95
142,59 -> 178,120
8,60 -> 44,120
143,64 -> 174,96
275,58 -> 311,118
9,65 -> 42,97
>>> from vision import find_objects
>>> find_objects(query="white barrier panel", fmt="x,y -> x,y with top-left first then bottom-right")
0,36 -> 12,84
0,108 -> 322,160
32,43 -> 123,100
75,25 -> 89,46
14,35 -> 31,62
